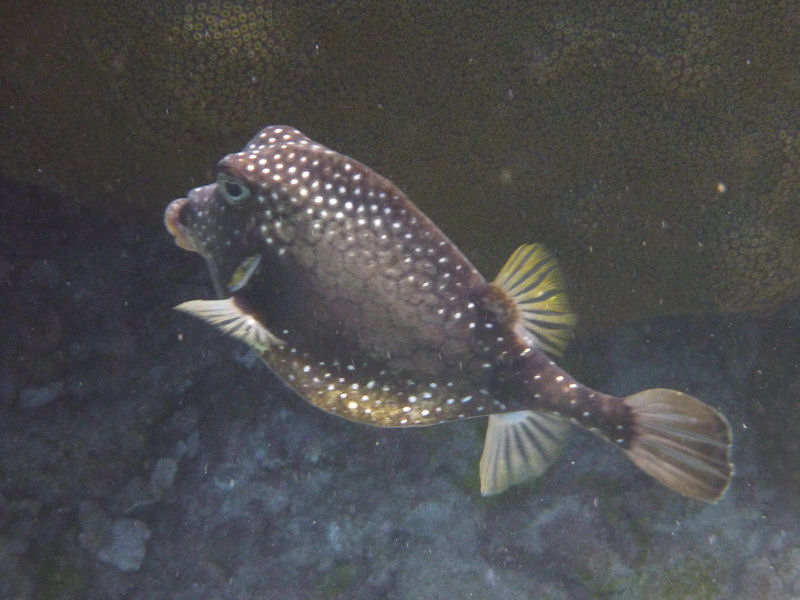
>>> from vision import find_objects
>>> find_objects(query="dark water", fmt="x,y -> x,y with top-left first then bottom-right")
2,0 -> 800,596
1,173 -> 799,598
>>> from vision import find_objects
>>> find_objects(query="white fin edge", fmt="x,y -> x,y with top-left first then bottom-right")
175,298 -> 284,353
622,388 -> 733,502
479,410 -> 570,496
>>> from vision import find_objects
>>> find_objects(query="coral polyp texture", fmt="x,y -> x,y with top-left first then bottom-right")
1,1 -> 799,329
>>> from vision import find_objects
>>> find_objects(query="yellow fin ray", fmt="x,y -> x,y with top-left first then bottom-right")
479,410 -> 570,496
493,244 -> 576,357
175,298 -> 284,353
226,254 -> 262,293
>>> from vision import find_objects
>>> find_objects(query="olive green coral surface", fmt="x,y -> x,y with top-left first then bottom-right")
2,1 -> 798,330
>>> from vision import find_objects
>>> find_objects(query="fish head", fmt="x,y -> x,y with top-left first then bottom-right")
165,175 -> 263,297
164,124 -> 392,300
163,128 -> 314,297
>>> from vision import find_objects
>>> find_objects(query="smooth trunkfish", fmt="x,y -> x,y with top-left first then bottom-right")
165,126 -> 733,502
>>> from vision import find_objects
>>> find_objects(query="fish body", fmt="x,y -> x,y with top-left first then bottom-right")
165,126 -> 733,502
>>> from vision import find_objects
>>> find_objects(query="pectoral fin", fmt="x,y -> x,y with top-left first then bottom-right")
226,254 -> 261,293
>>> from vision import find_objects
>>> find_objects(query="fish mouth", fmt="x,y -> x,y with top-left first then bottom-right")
164,195 -> 225,297
164,189 -> 255,299
164,197 -> 200,252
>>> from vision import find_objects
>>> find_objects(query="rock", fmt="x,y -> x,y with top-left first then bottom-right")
110,477 -> 157,516
77,500 -> 112,554
0,493 -> 7,529
149,458 -> 178,495
18,381 -> 65,410
174,429 -> 200,460
166,405 -> 199,436
97,519 -> 151,572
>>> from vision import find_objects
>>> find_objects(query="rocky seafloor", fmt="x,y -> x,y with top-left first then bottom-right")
1,174 -> 799,599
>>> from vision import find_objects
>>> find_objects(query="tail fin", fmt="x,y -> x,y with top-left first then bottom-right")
622,389 -> 733,502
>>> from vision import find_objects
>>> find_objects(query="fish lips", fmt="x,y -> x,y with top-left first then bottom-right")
164,197 -> 198,252
164,183 -> 218,253
164,184 -> 226,295
165,184 -> 220,251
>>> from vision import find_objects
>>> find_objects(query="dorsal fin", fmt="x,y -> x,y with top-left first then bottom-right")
493,243 -> 576,357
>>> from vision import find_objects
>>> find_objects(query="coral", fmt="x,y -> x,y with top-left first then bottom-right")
1,2 -> 799,329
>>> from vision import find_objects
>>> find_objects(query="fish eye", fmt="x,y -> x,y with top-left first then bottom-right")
217,174 -> 251,206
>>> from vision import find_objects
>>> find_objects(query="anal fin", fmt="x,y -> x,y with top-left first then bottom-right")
479,410 -> 570,496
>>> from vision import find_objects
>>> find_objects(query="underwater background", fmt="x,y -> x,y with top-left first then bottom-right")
2,1 -> 800,598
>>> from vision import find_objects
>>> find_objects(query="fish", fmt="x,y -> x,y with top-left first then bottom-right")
164,125 -> 733,502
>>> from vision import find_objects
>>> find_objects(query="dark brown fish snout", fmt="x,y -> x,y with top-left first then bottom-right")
164,197 -> 198,252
